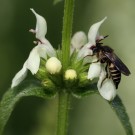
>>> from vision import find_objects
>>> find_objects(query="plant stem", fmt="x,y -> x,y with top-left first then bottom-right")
56,91 -> 71,135
56,0 -> 74,134
62,0 -> 75,70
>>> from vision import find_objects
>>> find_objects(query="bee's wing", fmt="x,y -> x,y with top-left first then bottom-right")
104,52 -> 131,76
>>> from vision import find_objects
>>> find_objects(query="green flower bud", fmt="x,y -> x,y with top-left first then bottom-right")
35,58 -> 47,80
79,72 -> 90,87
42,79 -> 57,92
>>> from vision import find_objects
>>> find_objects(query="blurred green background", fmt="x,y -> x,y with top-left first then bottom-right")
0,0 -> 135,135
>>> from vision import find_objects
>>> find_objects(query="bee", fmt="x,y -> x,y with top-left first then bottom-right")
90,36 -> 131,89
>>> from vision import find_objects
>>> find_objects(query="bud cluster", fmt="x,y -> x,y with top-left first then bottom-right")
35,51 -> 91,93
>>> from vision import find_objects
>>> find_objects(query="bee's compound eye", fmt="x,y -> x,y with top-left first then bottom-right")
90,46 -> 98,54
93,48 -> 98,54
90,45 -> 96,50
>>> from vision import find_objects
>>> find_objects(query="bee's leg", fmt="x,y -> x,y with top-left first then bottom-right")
100,64 -> 108,87
92,59 -> 99,63
96,35 -> 109,42
84,54 -> 100,64
105,63 -> 109,78
84,54 -> 95,59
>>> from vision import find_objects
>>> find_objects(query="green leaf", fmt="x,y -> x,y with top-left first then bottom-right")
53,0 -> 63,5
109,96 -> 133,135
0,80 -> 56,135
72,83 -> 98,98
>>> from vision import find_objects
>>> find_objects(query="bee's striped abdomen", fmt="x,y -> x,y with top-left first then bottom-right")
109,63 -> 121,89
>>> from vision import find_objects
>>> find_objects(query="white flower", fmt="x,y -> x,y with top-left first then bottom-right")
71,31 -> 87,54
11,61 -> 28,88
11,9 -> 56,88
88,17 -> 107,45
78,17 -> 107,59
46,57 -> 62,74
29,8 -> 47,43
97,68 -> 116,101
88,61 -> 116,101
98,79 -> 116,101
26,44 -> 46,74
80,17 -> 116,101
87,62 -> 101,80
65,69 -> 77,80
29,8 -> 56,57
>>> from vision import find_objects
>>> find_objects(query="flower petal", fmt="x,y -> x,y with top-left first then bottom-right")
30,8 -> 47,42
77,43 -> 93,59
27,45 -> 41,74
11,61 -> 28,88
97,68 -> 116,101
71,31 -> 87,50
37,44 -> 48,59
27,42 -> 56,75
83,55 -> 98,65
98,78 -> 116,101
88,17 -> 107,44
42,40 -> 56,57
87,62 -> 101,80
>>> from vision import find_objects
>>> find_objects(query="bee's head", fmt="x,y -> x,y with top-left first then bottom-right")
90,45 -> 99,54
89,35 -> 109,55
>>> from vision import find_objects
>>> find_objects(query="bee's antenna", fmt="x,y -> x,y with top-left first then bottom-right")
104,35 -> 109,39
97,35 -> 109,42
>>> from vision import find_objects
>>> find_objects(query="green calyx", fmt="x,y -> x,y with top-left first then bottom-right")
35,51 -> 95,97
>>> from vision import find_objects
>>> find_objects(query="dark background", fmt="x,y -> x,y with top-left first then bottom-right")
0,0 -> 135,135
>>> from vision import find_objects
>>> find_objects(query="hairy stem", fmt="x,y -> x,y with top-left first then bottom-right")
56,91 -> 71,135
62,0 -> 75,70
56,0 -> 75,134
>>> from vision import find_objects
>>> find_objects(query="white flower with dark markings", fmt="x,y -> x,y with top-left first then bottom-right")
77,17 -> 107,59
86,17 -> 116,101
71,17 -> 116,101
11,9 -> 57,88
